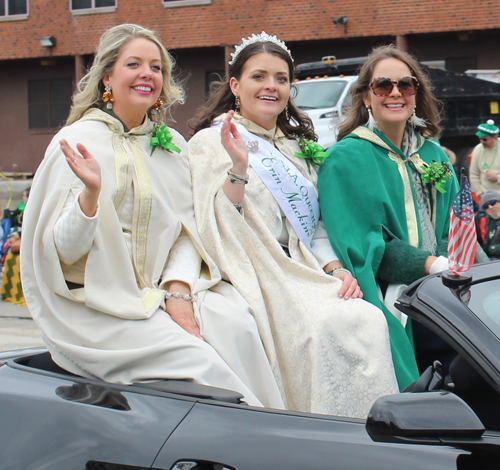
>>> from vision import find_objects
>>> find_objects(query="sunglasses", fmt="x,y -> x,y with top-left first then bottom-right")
483,200 -> 499,209
479,137 -> 491,142
369,76 -> 419,96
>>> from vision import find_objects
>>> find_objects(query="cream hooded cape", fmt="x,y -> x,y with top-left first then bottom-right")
188,115 -> 399,418
20,110 -> 283,408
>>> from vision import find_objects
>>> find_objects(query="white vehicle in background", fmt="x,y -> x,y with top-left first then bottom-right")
293,75 -> 358,150
293,54 -> 500,169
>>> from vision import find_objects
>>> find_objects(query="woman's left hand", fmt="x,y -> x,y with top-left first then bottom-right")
164,297 -> 203,340
324,261 -> 363,300
163,281 -> 203,339
333,270 -> 363,300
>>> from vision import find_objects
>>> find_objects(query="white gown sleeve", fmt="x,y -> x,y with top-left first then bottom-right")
53,190 -> 99,265
310,219 -> 339,268
160,228 -> 202,291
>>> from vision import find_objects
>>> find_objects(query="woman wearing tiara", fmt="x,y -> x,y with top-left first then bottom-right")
188,32 -> 399,418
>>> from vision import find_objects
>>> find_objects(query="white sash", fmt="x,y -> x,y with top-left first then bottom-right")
213,121 -> 320,249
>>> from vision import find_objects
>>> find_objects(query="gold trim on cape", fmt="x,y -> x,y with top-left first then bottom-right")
111,131 -> 130,210
141,288 -> 165,312
352,127 -> 421,247
129,135 -> 153,288
81,109 -> 153,290
80,110 -> 130,208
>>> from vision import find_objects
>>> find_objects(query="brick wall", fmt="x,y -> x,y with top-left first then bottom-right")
1,0 -> 500,60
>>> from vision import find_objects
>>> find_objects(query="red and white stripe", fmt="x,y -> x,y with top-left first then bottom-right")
447,175 -> 477,275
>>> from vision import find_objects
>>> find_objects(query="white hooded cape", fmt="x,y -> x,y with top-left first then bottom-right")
21,110 -> 283,408
188,115 -> 399,418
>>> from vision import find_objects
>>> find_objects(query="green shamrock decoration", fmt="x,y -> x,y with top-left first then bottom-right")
420,161 -> 453,193
294,137 -> 329,171
150,124 -> 181,156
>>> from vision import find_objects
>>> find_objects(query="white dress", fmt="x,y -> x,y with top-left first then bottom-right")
20,109 -> 284,409
188,114 -> 399,418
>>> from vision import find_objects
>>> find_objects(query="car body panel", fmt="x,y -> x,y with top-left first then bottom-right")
0,362 -> 194,470
2,262 -> 500,468
397,262 -> 500,393
155,401 -> 464,470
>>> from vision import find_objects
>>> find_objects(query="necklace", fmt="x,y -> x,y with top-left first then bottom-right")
482,141 -> 499,169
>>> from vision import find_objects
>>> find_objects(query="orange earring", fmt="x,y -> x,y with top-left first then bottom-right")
102,85 -> 114,110
151,98 -> 163,115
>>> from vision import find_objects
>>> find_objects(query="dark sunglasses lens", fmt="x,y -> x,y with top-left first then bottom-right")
371,77 -> 418,95
483,200 -> 498,209
398,77 -> 417,94
372,78 -> 393,95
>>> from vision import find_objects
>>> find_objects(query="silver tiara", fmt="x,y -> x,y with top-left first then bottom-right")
229,31 -> 293,66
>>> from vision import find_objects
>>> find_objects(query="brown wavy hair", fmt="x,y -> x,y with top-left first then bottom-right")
189,40 -> 316,140
337,44 -> 441,142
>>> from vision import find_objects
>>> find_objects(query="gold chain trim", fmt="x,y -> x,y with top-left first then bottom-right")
129,136 -> 153,289
352,127 -> 420,247
81,110 -> 153,289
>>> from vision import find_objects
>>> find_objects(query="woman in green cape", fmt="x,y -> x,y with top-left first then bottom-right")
318,45 -> 459,390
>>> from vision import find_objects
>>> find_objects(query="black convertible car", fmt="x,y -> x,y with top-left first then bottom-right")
1,261 -> 500,469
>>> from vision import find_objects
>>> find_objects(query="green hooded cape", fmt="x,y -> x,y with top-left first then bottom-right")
318,126 -> 459,390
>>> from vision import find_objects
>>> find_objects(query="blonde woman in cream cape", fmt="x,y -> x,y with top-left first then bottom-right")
20,24 -> 284,409
188,33 -> 399,418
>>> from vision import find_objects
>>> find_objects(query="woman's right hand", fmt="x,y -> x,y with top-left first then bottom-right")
60,139 -> 102,217
221,110 -> 249,173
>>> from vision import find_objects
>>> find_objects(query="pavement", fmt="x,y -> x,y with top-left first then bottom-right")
0,301 -> 44,353
0,179 -> 32,214
1,178 -> 43,352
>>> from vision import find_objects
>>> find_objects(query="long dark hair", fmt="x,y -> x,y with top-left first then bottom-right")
189,41 -> 316,140
337,44 -> 441,141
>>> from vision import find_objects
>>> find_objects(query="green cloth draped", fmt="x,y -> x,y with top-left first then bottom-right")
318,127 -> 459,390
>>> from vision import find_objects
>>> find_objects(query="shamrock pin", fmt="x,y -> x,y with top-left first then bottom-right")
294,137 -> 329,173
150,124 -> 181,156
420,161 -> 453,193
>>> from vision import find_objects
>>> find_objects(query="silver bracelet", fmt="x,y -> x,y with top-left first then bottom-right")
327,267 -> 351,277
165,290 -> 198,302
227,169 -> 249,184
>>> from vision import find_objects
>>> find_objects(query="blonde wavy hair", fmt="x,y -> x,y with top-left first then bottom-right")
66,24 -> 184,125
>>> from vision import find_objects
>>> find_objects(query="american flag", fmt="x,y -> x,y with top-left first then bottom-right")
448,173 -> 477,275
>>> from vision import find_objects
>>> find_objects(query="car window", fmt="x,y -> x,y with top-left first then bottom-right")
294,80 -> 348,109
460,279 -> 500,338
341,91 -> 353,115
